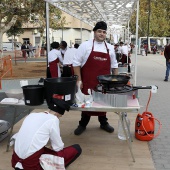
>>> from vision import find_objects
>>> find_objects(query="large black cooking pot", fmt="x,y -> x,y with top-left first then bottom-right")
22,85 -> 44,106
44,75 -> 77,105
97,74 -> 130,88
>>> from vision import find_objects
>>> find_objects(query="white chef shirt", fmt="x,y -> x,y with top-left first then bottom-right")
63,47 -> 78,65
127,44 -> 131,52
48,49 -> 63,63
73,39 -> 118,68
60,47 -> 68,56
119,45 -> 129,56
14,112 -> 64,168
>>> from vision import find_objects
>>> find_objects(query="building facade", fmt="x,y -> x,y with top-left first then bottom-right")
3,12 -> 93,48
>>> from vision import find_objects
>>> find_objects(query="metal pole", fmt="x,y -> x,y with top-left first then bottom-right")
45,2 -> 50,58
134,0 -> 139,86
45,2 -> 51,78
124,28 -> 126,42
146,0 -> 151,56
127,21 -> 130,43
62,27 -> 63,41
80,20 -> 82,43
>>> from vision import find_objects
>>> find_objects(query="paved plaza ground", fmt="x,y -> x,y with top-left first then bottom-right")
0,52 -> 169,170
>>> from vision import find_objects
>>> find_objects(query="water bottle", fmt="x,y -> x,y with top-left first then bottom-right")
118,112 -> 131,140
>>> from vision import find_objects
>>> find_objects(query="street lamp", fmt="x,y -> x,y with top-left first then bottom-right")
146,0 -> 151,56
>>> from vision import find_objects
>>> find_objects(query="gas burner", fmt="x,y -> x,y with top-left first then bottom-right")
95,84 -> 133,94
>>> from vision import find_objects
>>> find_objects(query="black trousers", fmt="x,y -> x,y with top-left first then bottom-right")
62,66 -> 72,77
79,112 -> 108,127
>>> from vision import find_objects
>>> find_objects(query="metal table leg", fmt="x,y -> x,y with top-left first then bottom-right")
118,112 -> 135,162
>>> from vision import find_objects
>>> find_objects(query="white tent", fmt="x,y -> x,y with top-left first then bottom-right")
44,0 -> 140,84
45,0 -> 137,27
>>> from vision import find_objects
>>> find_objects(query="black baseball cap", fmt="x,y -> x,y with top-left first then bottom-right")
48,98 -> 70,115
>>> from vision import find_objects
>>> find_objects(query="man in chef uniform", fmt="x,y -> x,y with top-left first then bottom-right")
62,43 -> 79,77
119,41 -> 131,72
73,21 -> 118,135
11,98 -> 82,170
48,42 -> 63,77
60,41 -> 68,58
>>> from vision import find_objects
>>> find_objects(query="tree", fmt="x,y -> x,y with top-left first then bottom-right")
29,2 -> 67,56
6,20 -> 24,50
14,1 -> 67,55
0,0 -> 67,57
6,20 -> 24,38
129,0 -> 170,37
0,0 -> 34,57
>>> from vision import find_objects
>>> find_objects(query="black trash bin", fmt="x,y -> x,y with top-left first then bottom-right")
44,76 -> 77,105
22,85 -> 44,106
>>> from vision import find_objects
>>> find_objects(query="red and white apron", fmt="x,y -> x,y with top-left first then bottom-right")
49,58 -> 60,78
81,40 -> 110,116
119,54 -> 131,64
12,146 -> 79,170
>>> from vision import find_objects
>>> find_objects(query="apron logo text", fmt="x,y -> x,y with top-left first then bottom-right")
93,56 -> 107,61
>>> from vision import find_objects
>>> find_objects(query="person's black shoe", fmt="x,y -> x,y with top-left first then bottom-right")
164,79 -> 168,82
100,124 -> 114,133
74,125 -> 86,135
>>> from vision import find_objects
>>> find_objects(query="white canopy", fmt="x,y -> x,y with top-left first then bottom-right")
44,0 -> 137,27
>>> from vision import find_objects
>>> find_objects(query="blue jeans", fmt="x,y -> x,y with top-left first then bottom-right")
165,61 -> 170,80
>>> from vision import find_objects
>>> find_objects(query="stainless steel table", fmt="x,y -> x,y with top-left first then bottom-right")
0,96 -> 140,162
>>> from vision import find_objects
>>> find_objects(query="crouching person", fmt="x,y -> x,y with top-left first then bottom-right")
11,98 -> 82,170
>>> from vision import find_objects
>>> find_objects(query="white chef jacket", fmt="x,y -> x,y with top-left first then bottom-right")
48,49 -> 63,63
119,45 -> 129,56
73,39 -> 118,68
127,44 -> 131,52
14,112 -> 64,168
60,47 -> 68,56
63,47 -> 78,65
48,49 -> 63,77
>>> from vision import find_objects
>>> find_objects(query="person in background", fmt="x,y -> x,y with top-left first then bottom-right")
11,98 -> 82,170
118,42 -> 128,63
119,41 -> 131,72
71,42 -> 75,48
144,44 -> 148,56
62,43 -> 79,77
152,45 -> 157,54
164,43 -> 170,81
130,43 -> 134,54
48,42 -> 63,78
21,43 -> 27,58
60,41 -> 68,58
114,43 -> 121,62
26,43 -> 30,57
28,43 -> 34,58
73,21 -> 118,135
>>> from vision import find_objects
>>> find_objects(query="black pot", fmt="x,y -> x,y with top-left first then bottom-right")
22,85 -> 44,106
44,75 -> 77,105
